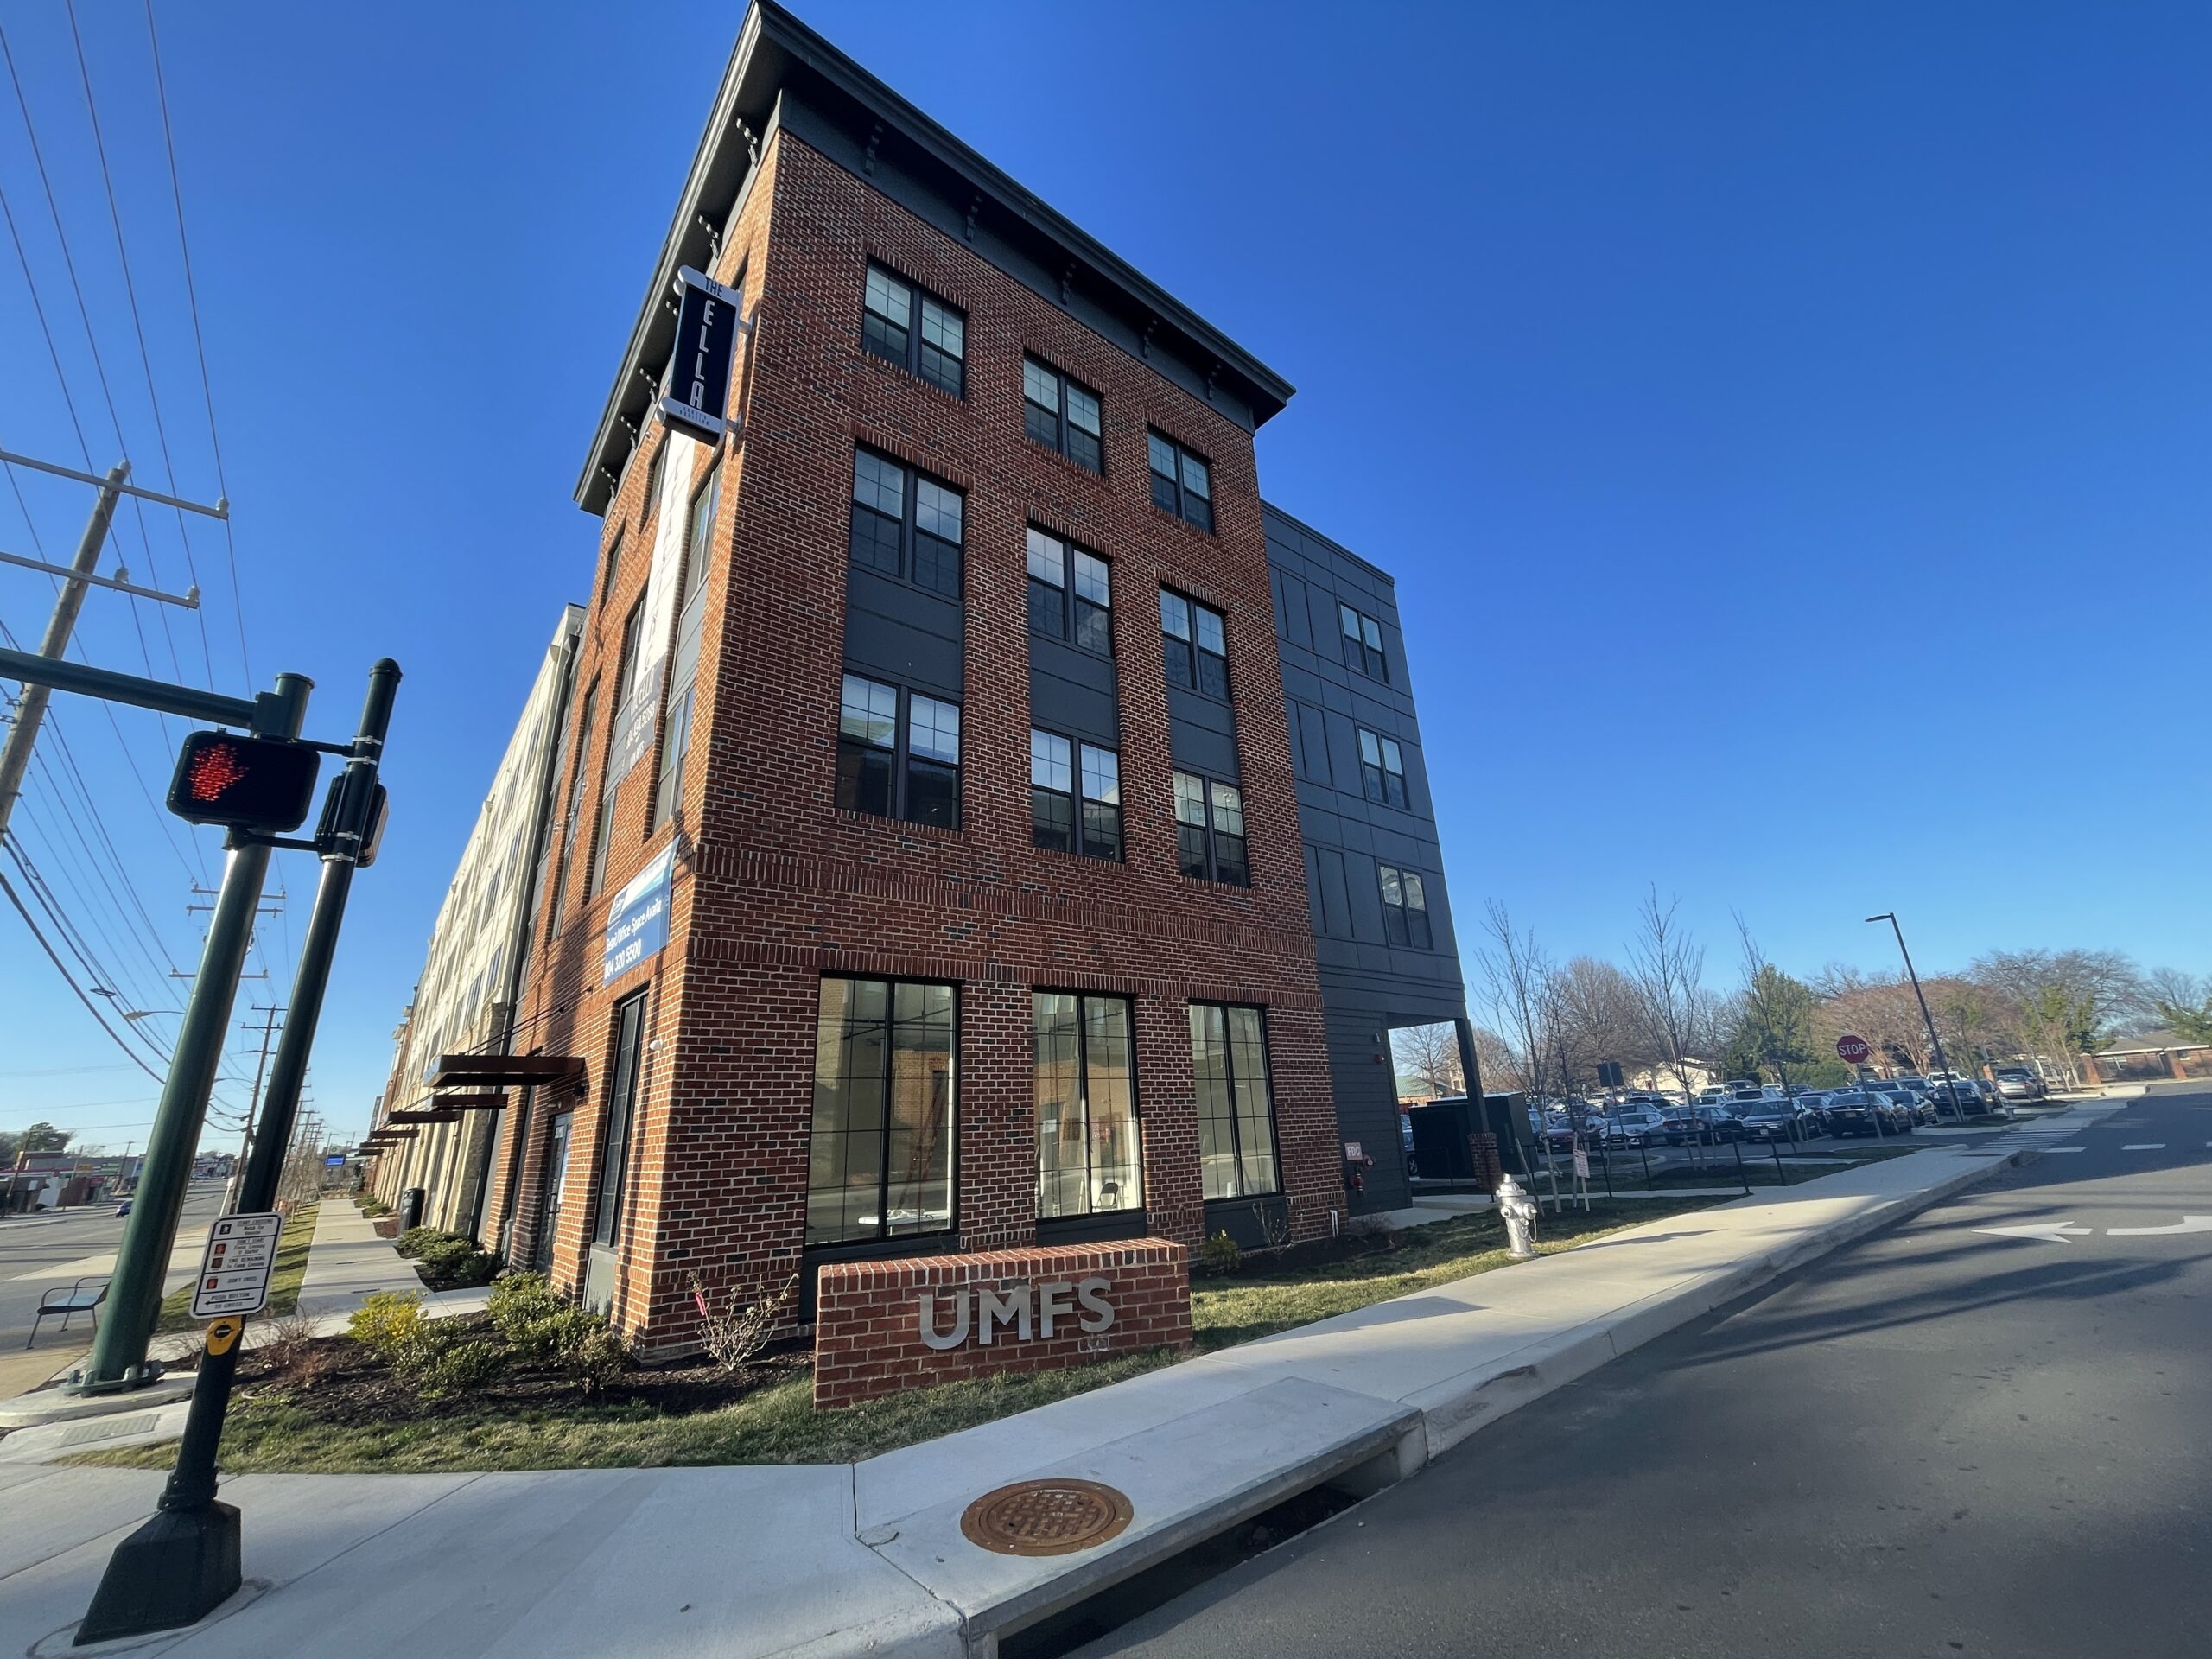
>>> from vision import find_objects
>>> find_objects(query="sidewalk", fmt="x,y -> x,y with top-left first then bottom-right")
0,1204 -> 486,1450
0,1101 -> 2124,1657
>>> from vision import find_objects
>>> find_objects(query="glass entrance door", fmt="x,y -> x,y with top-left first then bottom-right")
534,1111 -> 573,1272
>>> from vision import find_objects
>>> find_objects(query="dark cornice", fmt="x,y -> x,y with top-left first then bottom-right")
575,0 -> 1295,515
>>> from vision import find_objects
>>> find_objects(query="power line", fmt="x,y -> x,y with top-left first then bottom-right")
142,0 -> 250,694
0,861 -> 161,1084
64,0 -> 214,691
0,16 -> 187,696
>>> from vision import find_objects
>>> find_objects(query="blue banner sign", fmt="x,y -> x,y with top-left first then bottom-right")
602,845 -> 677,987
658,267 -> 745,444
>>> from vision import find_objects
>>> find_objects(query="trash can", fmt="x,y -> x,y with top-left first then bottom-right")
397,1187 -> 425,1232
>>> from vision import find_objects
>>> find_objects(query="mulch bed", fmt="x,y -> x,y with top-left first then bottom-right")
208,1314 -> 813,1430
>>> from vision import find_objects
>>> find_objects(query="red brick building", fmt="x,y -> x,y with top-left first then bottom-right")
387,2 -> 1472,1359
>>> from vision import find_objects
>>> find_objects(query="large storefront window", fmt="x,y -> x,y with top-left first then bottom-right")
1189,1003 -> 1280,1200
807,977 -> 955,1245
1034,993 -> 1141,1219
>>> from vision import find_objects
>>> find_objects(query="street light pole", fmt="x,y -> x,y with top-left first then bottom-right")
1866,912 -> 1959,1122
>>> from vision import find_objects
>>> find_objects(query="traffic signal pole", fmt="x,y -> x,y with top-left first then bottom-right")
76,659 -> 400,1646
74,673 -> 312,1394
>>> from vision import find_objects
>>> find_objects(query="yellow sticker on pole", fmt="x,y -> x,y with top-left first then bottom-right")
205,1317 -> 243,1356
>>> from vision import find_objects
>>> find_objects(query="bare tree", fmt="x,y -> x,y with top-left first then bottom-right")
1626,887 -> 1709,1103
1475,899 -> 1556,1103
1390,1022 -> 1465,1099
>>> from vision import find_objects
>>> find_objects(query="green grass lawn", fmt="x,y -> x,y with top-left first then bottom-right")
151,1201 -> 318,1336
79,1197 -> 1719,1474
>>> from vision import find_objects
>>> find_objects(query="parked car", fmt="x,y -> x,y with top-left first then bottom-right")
1786,1092 -> 1834,1135
1824,1090 -> 1913,1137
1925,1079 -> 1987,1120
1737,1102 -> 1801,1142
1604,1108 -> 1670,1148
1688,1104 -> 1748,1143
1993,1067 -> 2045,1102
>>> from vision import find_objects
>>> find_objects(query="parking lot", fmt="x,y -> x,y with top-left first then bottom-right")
1411,1097 -> 2077,1198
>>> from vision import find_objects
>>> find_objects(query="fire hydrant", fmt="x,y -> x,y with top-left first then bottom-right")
1497,1173 -> 1539,1260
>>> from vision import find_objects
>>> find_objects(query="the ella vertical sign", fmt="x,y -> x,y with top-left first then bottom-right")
658,266 -> 745,445
601,845 -> 677,986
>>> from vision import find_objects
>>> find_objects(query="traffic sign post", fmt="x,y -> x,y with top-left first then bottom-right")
188,1213 -> 282,1319
1835,1033 -> 1872,1066
78,658 -> 403,1647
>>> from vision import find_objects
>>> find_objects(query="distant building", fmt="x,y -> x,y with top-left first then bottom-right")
369,606 -> 585,1235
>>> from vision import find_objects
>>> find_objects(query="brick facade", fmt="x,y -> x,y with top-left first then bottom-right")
467,16 -> 1359,1388
813,1238 -> 1191,1408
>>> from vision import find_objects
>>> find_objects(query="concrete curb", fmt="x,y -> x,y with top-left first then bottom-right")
894,1117 -> 2100,1656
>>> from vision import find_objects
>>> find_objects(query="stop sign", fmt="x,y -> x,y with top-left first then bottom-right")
1835,1033 -> 1872,1065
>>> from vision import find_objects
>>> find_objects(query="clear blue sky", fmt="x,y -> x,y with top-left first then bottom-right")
3,2 -> 2207,1149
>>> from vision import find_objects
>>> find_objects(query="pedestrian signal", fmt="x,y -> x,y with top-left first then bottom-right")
165,732 -> 320,832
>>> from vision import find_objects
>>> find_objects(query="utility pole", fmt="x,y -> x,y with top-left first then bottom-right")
0,453 -> 217,848
0,463 -> 128,846
222,1007 -> 284,1211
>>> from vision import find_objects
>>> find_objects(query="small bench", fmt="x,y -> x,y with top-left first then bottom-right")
26,1277 -> 108,1348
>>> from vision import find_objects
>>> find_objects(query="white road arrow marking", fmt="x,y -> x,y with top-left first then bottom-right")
2106,1216 -> 2212,1237
1973,1222 -> 2095,1243
2122,1143 -> 2166,1151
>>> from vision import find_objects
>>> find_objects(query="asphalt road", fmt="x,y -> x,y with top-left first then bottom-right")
1087,1084 -> 2212,1659
0,1182 -> 226,1355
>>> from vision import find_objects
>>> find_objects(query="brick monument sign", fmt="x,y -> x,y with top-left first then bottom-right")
813,1239 -> 1192,1408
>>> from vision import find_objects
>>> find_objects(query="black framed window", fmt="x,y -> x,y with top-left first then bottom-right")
1159,590 -> 1228,699
850,448 -> 963,600
1173,770 -> 1248,886
1147,429 -> 1213,532
1379,864 -> 1433,949
1190,1002 -> 1279,1200
1031,729 -> 1121,860
807,976 -> 956,1245
592,990 -> 648,1247
547,682 -> 598,939
862,263 -> 964,397
1027,527 -> 1111,653
1339,603 -> 1389,682
1357,728 -> 1408,809
838,673 -> 961,830
1023,358 -> 1103,472
1035,993 -> 1141,1218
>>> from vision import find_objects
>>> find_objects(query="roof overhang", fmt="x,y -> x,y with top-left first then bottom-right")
575,0 -> 1294,515
432,1052 -> 585,1090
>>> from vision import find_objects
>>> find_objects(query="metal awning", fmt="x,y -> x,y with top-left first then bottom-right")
385,1109 -> 459,1126
429,1092 -> 507,1112
432,1052 -> 584,1090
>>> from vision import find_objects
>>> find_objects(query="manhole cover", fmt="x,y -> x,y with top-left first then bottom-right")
960,1478 -> 1134,1556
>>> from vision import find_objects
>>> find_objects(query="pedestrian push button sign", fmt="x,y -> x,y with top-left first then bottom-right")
190,1211 -> 283,1319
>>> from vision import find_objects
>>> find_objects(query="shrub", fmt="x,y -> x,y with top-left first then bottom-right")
347,1291 -> 426,1361
502,1303 -> 628,1394
487,1272 -> 563,1342
412,1235 -> 501,1291
408,1336 -> 510,1398
689,1271 -> 797,1375
1197,1230 -> 1242,1276
561,1326 -> 629,1395
393,1226 -> 441,1259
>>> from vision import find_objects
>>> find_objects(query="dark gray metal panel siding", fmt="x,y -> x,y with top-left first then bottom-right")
1266,501 -> 1468,1212
1166,686 -> 1238,779
842,568 -> 963,700
1029,635 -> 1119,750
